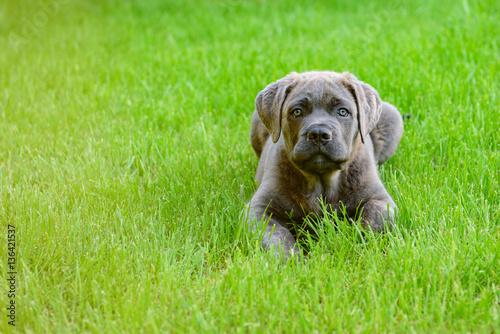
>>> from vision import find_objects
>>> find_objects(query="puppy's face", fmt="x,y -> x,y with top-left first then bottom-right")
256,71 -> 382,175
280,76 -> 358,174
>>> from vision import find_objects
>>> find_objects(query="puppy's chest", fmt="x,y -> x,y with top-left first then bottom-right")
288,188 -> 343,222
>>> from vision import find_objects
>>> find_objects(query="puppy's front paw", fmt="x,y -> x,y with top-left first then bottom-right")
361,216 -> 393,233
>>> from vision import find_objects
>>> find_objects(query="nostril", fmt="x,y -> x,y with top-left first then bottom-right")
321,131 -> 332,141
307,131 -> 318,141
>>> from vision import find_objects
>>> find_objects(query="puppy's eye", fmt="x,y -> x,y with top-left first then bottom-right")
292,109 -> 303,117
337,108 -> 349,117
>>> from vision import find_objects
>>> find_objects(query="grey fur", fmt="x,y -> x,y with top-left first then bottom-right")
248,71 -> 404,260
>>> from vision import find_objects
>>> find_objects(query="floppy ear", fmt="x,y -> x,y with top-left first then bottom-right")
341,72 -> 382,144
255,74 -> 297,143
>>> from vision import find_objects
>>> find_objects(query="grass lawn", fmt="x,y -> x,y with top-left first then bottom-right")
1,0 -> 500,332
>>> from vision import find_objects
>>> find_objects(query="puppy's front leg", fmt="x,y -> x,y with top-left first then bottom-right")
359,198 -> 397,232
247,205 -> 301,261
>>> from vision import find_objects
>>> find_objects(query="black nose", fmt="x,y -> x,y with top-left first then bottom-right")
306,126 -> 332,144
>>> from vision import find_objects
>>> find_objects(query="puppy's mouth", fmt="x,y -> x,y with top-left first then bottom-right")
292,151 -> 348,174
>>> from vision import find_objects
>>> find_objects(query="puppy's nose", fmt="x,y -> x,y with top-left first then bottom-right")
306,127 -> 332,144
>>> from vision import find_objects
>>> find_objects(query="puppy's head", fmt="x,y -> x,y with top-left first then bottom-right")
255,71 -> 382,175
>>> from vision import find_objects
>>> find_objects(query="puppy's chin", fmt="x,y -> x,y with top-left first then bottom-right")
292,153 -> 347,175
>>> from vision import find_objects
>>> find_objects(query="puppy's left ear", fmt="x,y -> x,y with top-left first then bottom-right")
341,72 -> 382,144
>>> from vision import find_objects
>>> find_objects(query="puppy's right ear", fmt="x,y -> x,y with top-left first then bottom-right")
255,74 -> 297,143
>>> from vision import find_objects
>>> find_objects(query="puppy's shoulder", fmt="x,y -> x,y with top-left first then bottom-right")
342,138 -> 379,189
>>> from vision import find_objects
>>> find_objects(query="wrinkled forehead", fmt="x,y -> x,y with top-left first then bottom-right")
287,72 -> 355,108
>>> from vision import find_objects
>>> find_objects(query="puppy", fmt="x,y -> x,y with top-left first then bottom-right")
248,71 -> 404,260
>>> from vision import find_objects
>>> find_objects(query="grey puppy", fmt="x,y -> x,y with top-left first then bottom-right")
248,71 -> 404,260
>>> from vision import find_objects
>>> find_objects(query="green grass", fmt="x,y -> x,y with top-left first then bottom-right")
1,0 -> 499,332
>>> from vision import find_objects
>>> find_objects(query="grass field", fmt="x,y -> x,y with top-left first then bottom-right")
1,0 -> 500,332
